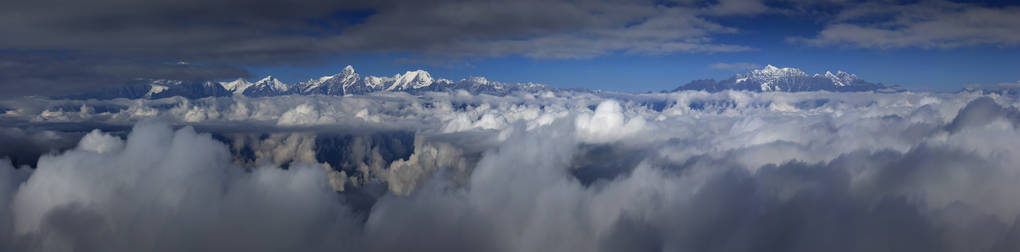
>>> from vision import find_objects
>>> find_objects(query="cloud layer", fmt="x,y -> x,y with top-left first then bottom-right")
0,0 -> 751,61
2,88 -> 1020,250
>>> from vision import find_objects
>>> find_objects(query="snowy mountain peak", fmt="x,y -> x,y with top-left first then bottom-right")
255,76 -> 288,91
334,68 -> 360,83
67,65 -> 556,99
219,78 -> 254,95
751,65 -> 808,78
675,65 -> 886,92
388,70 -> 434,90
257,75 -> 276,83
299,66 -> 361,94
824,71 -> 857,87
737,65 -> 808,91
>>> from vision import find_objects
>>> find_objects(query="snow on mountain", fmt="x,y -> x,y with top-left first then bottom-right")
219,78 -> 254,95
243,76 -> 289,97
676,65 -> 886,92
364,76 -> 392,90
256,76 -> 288,91
63,63 -> 564,100
298,78 -> 324,94
442,76 -> 556,95
737,65 -> 808,83
142,79 -> 181,98
143,80 -> 232,99
339,67 -> 365,94
387,70 -> 434,91
292,66 -> 447,95
822,71 -> 857,87
71,64 -> 928,100
451,76 -> 499,90
735,65 -> 808,91
144,84 -> 169,98
296,65 -> 361,95
436,78 -> 453,85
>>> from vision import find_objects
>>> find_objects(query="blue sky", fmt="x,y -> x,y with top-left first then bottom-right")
249,45 -> 1020,92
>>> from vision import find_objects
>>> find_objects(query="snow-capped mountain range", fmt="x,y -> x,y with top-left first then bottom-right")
675,65 -> 889,92
65,65 -> 891,99
67,65 -> 551,99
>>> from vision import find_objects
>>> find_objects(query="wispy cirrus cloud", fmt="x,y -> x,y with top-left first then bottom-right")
0,0 -> 752,62
790,0 -> 1020,49
708,62 -> 761,71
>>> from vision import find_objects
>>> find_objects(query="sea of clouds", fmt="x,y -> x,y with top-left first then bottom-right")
2,89 -> 1020,251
